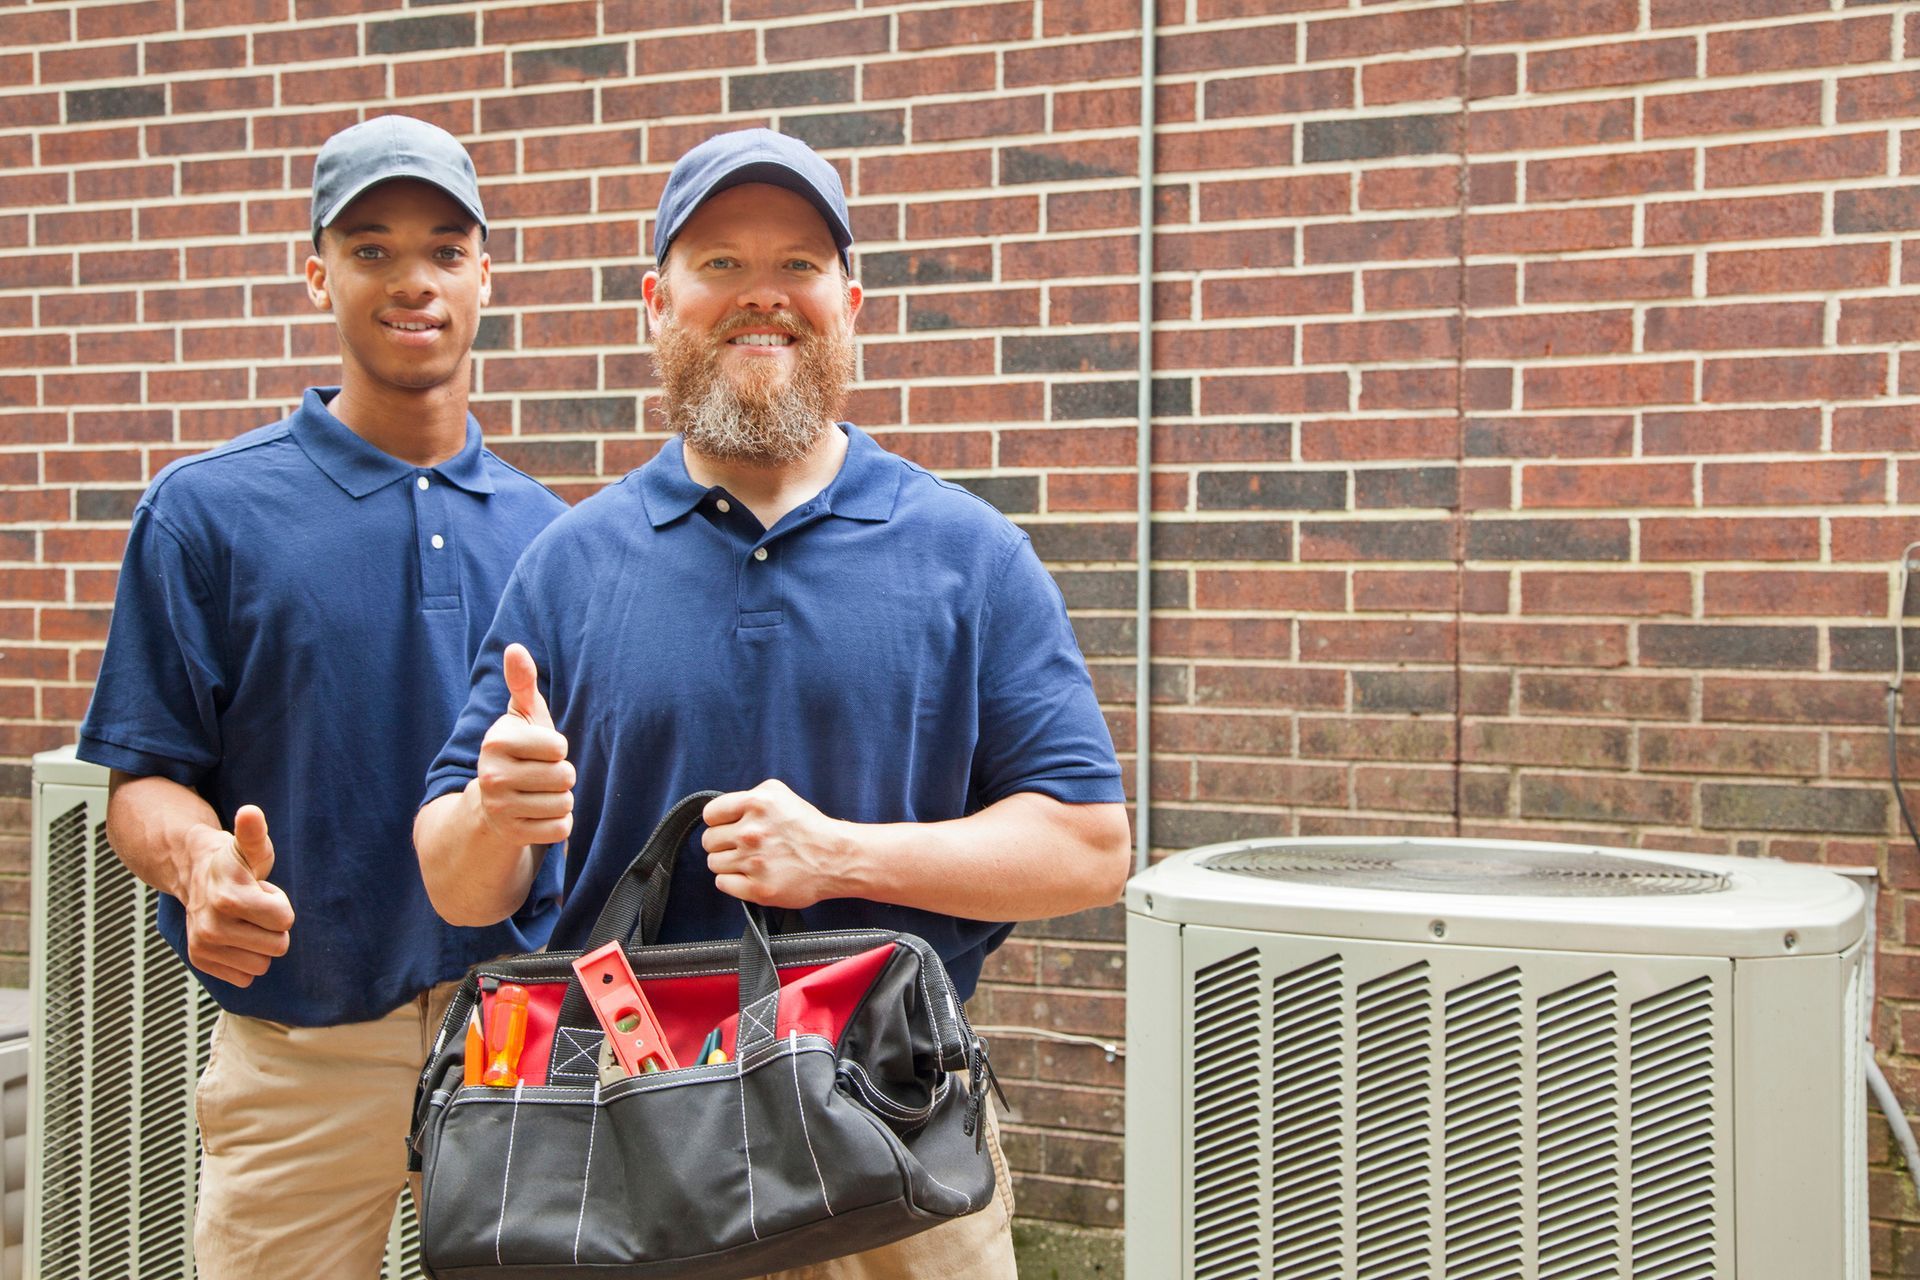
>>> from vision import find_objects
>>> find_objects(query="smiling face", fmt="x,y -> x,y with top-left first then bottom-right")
643,182 -> 862,467
304,179 -> 490,399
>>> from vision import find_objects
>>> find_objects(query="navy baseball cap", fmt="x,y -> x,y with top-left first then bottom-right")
310,115 -> 488,247
654,129 -> 852,270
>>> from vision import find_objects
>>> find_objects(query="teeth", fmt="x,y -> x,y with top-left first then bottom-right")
387,321 -> 434,331
730,333 -> 792,347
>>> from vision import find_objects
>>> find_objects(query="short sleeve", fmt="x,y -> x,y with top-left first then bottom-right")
970,533 -> 1125,808
77,504 -> 227,786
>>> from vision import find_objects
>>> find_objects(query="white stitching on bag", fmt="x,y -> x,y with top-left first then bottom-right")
572,1081 -> 599,1263
737,1065 -> 760,1240
496,1081 -> 524,1265
789,1030 -> 834,1216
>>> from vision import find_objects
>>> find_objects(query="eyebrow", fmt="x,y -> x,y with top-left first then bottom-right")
338,223 -> 473,237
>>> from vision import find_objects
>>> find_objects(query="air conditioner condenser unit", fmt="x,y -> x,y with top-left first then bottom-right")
1124,837 -> 1869,1280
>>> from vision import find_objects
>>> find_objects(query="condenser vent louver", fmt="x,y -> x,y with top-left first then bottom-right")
1126,835 -> 1868,1280
28,748 -> 424,1279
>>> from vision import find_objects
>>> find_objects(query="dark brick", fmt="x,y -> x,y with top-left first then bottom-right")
780,109 -> 905,150
1832,626 -> 1912,673
473,314 -> 513,350
75,488 -> 141,522
1303,114 -> 1454,163
730,68 -> 855,111
1641,624 -> 1818,670
521,396 -> 636,434
1053,569 -> 1185,610
861,247 -> 993,288
1052,379 -> 1193,420
1357,466 -> 1456,509
1002,142 -> 1134,184
602,264 -> 646,302
1701,783 -> 1886,835
512,42 -> 628,84
1197,470 -> 1345,511
1300,520 -> 1452,561
1023,521 -> 1137,561
1835,186 -> 1920,234
1156,520 -> 1291,561
367,13 -> 474,53
1467,519 -> 1629,561
1004,333 -> 1138,374
1519,775 -> 1691,825
67,85 -> 167,123
950,475 -> 1040,514
1355,671 -> 1455,714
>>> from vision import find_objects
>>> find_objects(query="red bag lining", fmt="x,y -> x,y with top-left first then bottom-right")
481,942 -> 899,1085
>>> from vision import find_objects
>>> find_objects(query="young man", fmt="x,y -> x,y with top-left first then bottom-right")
77,116 -> 567,1278
415,128 -> 1133,1277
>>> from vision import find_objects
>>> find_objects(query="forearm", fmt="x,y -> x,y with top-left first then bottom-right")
831,793 -> 1131,922
105,770 -> 224,899
413,783 -> 547,927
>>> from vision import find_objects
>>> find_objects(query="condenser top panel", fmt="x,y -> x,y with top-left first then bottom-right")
1199,844 -> 1728,897
1129,836 -> 1865,958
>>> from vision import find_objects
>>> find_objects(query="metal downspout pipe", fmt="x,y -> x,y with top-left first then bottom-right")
1133,0 -> 1158,875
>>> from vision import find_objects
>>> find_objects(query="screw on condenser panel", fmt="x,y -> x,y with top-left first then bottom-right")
1784,931 -> 1798,951
1430,920 -> 1447,939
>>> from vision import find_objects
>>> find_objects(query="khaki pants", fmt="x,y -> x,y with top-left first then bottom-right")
192,982 -> 460,1280
754,1101 -> 1019,1280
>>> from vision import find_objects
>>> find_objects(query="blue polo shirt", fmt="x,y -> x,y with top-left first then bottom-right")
78,388 -> 568,1026
425,426 -> 1122,999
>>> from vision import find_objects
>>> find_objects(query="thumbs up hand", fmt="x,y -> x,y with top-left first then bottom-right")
474,642 -> 575,849
183,803 -> 295,989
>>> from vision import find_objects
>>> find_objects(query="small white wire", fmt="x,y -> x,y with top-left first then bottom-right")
970,1024 -> 1124,1061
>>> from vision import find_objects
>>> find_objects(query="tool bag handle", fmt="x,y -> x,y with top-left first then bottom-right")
555,790 -> 785,1054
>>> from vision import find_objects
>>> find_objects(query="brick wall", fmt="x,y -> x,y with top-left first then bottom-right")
5,0 -> 1920,1266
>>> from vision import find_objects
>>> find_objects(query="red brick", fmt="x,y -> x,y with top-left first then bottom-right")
41,44 -> 139,83
1156,125 -> 1292,175
905,382 -> 1043,425
1304,315 -> 1456,364
1205,272 -> 1352,320
0,9 -> 72,44
1837,70 -> 1920,124
1642,407 -> 1821,455
1644,301 -> 1825,351
282,63 -> 386,106
766,15 -> 890,62
1646,81 -> 1823,139
1526,36 -> 1697,92
1466,414 -> 1633,459
1644,192 -> 1824,245
913,96 -> 1044,144
1705,571 -> 1885,618
1523,462 -> 1692,509
859,149 -> 993,194
1524,361 -> 1692,410
1839,297 -> 1920,346
1643,517 -> 1817,562
1703,459 -> 1884,507
40,127 -> 141,167
1204,372 -> 1349,417
1196,570 -> 1344,612
863,53 -> 996,101
1528,149 -> 1692,202
1212,66 -> 1352,119
1300,418 -> 1455,462
1651,0 -> 1824,26
1365,264 -> 1514,311
1462,622 -> 1629,668
1306,5 -> 1463,61
898,2 -> 1031,51
1523,571 -> 1690,616
1707,244 -> 1889,295
77,1 -> 175,39
1199,174 -> 1349,224
1704,131 -> 1889,190
1159,23 -> 1297,74
483,1 -> 598,43
1707,15 -> 1891,77
1835,406 -> 1920,454
1467,207 -> 1633,254
1702,353 -> 1886,404
1468,99 -> 1633,153
1467,310 -> 1632,360
1360,53 -> 1516,106
1305,215 -> 1457,265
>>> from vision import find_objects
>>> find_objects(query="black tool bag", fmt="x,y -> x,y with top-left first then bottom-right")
409,792 -> 999,1279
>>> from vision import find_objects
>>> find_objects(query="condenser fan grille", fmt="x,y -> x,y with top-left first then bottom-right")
1199,844 -> 1729,898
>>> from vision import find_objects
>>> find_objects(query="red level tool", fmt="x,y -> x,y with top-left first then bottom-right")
572,941 -> 679,1075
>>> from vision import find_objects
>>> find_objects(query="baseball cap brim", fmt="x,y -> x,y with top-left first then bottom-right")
314,171 -> 488,245
677,161 -> 852,262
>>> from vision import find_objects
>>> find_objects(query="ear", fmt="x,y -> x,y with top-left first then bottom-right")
304,252 -> 330,312
845,277 -> 863,328
477,251 -> 492,308
642,269 -> 664,334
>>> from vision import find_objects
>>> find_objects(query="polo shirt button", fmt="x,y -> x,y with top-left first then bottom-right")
431,534 -> 445,549
417,475 -> 430,490
752,547 -> 768,562
716,498 -> 731,513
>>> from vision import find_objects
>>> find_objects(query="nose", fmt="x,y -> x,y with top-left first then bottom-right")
387,254 -> 438,301
733,266 -> 788,312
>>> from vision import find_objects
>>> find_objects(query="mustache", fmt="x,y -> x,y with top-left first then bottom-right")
705,309 -> 814,342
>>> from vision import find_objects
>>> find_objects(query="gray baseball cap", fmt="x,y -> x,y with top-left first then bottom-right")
654,128 -> 851,270
310,115 -> 488,246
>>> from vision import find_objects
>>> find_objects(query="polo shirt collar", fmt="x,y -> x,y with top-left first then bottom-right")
291,387 -> 496,499
638,425 -> 900,528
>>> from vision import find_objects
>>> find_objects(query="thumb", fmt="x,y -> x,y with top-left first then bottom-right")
502,642 -> 553,729
232,804 -> 274,880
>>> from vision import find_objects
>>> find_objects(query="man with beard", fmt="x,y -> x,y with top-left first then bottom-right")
414,128 -> 1131,1277
78,117 -> 567,1276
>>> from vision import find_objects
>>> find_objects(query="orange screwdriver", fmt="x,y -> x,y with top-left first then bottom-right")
482,983 -> 531,1087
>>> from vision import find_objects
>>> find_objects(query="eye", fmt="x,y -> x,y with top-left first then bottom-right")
786,259 -> 818,273
435,245 -> 467,261
705,257 -> 737,270
353,245 -> 386,260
